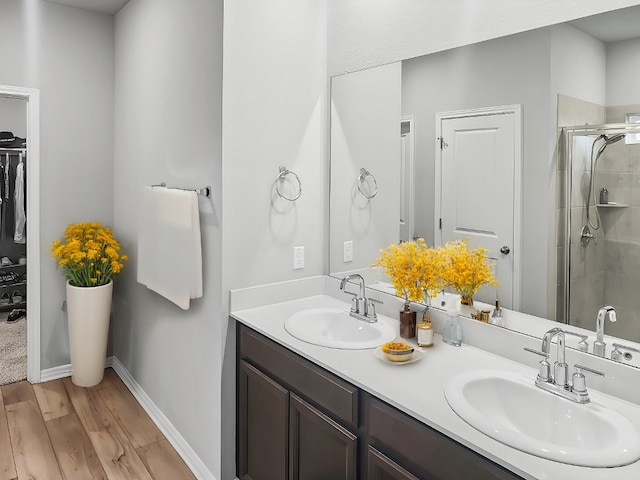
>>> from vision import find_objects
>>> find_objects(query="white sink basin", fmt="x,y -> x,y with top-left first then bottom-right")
284,307 -> 396,349
444,369 -> 640,467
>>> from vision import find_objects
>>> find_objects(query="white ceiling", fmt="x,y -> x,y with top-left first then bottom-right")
41,2 -> 640,41
569,6 -> 640,43
42,0 -> 129,15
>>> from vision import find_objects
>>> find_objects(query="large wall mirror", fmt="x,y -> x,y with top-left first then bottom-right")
329,5 -> 640,365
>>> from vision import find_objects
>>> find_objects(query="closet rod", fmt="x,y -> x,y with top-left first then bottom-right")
0,148 -> 26,155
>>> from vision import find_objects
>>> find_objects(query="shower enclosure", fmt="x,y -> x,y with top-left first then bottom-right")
561,123 -> 640,343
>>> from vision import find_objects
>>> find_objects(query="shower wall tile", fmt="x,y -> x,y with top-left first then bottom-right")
606,104 -> 640,124
604,271 -> 640,344
604,239 -> 640,274
569,271 -> 604,329
601,206 -> 639,241
558,94 -> 605,128
598,141 -> 631,173
629,144 -> 640,171
570,242 -> 586,280
631,173 -> 640,206
595,171 -> 632,205
571,136 -> 591,172
570,206 -> 587,244
571,169 -> 590,207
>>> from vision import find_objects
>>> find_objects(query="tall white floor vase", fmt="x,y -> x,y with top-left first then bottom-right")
66,280 -> 113,387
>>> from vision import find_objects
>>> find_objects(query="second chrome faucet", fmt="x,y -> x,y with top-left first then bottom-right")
594,305 -> 617,357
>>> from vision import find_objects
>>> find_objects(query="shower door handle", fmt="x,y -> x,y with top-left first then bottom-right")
500,246 -> 511,255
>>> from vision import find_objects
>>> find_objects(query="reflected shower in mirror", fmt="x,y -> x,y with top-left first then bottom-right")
328,5 -> 640,362
562,124 -> 640,349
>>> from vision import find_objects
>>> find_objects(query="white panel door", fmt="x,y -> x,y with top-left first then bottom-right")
436,107 -> 521,309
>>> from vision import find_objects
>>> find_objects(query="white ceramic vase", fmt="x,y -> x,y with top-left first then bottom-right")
66,280 -> 113,387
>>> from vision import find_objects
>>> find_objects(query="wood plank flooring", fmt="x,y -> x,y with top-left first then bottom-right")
0,368 -> 196,480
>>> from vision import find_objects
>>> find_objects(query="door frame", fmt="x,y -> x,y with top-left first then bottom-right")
400,115 -> 415,242
0,84 -> 40,383
435,104 -> 522,310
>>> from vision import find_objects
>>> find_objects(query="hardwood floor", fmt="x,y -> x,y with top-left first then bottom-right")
0,368 -> 196,480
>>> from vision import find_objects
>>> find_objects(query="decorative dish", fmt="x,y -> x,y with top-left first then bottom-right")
374,345 -> 425,365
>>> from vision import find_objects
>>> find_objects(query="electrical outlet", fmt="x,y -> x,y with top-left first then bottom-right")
293,246 -> 305,270
343,240 -> 353,262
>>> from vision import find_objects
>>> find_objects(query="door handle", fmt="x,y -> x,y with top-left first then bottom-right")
500,246 -> 511,255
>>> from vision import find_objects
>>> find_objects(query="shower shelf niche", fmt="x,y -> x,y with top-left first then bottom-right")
597,203 -> 629,208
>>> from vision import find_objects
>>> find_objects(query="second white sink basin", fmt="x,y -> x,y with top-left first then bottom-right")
444,369 -> 640,467
284,307 -> 396,349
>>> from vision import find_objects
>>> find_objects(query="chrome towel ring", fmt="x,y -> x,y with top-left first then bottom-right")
275,166 -> 302,201
357,168 -> 378,199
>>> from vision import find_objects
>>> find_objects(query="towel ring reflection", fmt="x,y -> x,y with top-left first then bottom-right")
275,166 -> 302,201
357,168 -> 378,199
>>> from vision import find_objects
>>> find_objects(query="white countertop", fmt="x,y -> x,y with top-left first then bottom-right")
231,288 -> 640,480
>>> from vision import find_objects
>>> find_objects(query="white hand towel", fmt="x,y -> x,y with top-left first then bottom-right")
137,186 -> 203,309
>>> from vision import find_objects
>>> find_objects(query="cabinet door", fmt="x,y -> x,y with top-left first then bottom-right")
366,394 -> 523,479
289,393 -> 357,480
367,447 -> 420,480
238,360 -> 289,480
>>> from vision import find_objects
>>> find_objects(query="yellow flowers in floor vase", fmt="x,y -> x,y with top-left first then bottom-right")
50,222 -> 128,287
50,222 -> 128,387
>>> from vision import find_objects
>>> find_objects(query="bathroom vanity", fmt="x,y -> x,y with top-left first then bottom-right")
237,323 -> 521,479
231,279 -> 640,480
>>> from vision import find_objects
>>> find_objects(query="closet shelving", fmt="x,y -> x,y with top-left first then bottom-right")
0,147 -> 27,311
0,263 -> 25,310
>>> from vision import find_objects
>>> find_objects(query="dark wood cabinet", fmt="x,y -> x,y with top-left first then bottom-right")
365,393 -> 523,480
289,393 -> 357,480
237,323 -> 523,480
238,325 -> 359,480
237,360 -> 289,480
367,447 -> 420,480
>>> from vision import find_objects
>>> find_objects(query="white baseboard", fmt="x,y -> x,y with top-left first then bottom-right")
110,357 -> 216,480
39,357 -> 114,383
39,357 -> 216,480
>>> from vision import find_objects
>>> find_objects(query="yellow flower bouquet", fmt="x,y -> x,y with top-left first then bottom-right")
438,240 -> 497,303
50,222 -> 128,287
374,238 -> 447,310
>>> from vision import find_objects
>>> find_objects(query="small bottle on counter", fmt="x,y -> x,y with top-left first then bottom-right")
417,307 -> 434,347
490,299 -> 504,327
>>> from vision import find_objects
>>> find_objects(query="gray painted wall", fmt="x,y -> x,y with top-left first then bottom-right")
0,0 -> 114,369
112,0 -> 223,475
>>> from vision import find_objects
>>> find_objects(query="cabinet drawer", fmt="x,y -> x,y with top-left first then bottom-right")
239,325 -> 358,426
366,395 -> 523,480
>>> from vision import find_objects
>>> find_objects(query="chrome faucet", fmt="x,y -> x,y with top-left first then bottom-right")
340,274 -> 378,323
542,327 -> 568,386
594,306 -> 617,357
525,327 -> 604,404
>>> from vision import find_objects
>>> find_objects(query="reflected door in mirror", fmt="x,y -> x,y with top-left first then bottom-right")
436,106 -> 521,309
